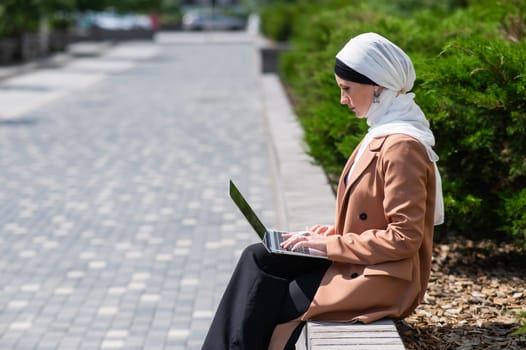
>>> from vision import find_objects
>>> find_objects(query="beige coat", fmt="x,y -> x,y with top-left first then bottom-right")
301,134 -> 436,323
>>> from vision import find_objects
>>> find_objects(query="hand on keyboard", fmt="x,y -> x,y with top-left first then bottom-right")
280,230 -> 328,257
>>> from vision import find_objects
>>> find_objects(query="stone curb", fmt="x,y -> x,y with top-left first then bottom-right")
260,74 -> 335,232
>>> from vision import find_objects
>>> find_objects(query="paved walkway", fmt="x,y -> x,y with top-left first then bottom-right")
0,30 -> 337,350
0,32 -> 293,350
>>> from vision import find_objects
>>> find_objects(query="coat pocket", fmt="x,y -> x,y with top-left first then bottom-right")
363,258 -> 413,281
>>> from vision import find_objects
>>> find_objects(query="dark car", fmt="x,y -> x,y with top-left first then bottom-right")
182,9 -> 245,31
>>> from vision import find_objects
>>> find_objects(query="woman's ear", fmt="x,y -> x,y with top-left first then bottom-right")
373,88 -> 381,104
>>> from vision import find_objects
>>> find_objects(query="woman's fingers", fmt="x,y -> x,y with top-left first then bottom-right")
280,232 -> 328,256
280,231 -> 311,250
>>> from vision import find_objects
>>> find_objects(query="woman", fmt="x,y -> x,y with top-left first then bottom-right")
202,32 -> 444,350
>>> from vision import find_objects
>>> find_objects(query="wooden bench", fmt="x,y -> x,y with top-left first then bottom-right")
298,319 -> 405,350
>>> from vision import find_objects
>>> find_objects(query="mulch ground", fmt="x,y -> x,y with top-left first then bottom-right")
396,239 -> 526,349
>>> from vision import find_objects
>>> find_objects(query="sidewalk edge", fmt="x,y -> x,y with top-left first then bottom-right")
260,74 -> 335,232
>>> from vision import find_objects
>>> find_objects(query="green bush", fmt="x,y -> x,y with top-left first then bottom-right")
274,0 -> 526,245
0,0 -> 42,37
501,189 -> 526,244
259,2 -> 295,42
259,0 -> 349,42
418,36 -> 526,241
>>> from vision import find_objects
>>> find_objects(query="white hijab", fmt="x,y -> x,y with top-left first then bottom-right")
336,33 -> 444,225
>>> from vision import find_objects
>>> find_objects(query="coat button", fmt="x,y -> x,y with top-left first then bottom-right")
351,273 -> 359,279
359,212 -> 367,220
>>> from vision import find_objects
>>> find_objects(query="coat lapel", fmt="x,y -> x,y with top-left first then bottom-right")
336,143 -> 361,201
336,137 -> 388,231
345,137 -> 387,192
345,150 -> 375,191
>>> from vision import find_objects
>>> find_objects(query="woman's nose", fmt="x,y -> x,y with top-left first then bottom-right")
340,91 -> 349,105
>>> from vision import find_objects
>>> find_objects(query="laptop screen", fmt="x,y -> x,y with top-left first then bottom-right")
229,180 -> 268,239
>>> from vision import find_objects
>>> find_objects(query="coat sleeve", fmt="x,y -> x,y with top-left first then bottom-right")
327,138 -> 433,265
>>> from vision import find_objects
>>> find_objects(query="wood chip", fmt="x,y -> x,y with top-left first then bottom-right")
396,239 -> 526,349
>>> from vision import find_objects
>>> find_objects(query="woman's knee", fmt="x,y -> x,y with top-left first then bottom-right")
240,243 -> 285,274
240,243 -> 269,262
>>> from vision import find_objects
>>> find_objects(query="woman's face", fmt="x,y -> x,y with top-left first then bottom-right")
335,75 -> 376,118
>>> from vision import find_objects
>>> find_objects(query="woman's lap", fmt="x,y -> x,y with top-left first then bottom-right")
242,243 -> 331,322
202,243 -> 331,349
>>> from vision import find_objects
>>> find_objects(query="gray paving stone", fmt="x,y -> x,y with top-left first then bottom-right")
57,337 -> 82,350
0,32 -> 277,349
14,336 -> 41,350
37,333 -> 62,348
78,341 -> 101,350
0,333 -> 21,349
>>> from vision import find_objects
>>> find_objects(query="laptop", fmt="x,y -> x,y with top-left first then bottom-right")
229,180 -> 328,260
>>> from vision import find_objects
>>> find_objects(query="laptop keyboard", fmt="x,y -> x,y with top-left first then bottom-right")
275,231 -> 310,254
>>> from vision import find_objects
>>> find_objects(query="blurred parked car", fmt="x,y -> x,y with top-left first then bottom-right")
182,9 -> 245,31
93,12 -> 152,31
74,12 -> 155,41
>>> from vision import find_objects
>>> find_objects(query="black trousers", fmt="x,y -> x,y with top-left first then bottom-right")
202,243 -> 331,350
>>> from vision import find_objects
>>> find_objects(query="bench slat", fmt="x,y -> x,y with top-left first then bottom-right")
309,319 -> 395,328
308,345 -> 406,350
310,333 -> 403,339
311,338 -> 404,345
304,319 -> 406,350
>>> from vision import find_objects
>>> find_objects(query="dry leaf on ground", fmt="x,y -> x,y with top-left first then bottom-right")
396,240 -> 526,350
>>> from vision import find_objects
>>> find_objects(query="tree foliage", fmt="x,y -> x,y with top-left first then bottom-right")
0,0 -> 43,36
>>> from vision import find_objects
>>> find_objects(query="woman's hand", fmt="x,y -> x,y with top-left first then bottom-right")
308,224 -> 336,236
281,229 -> 328,256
